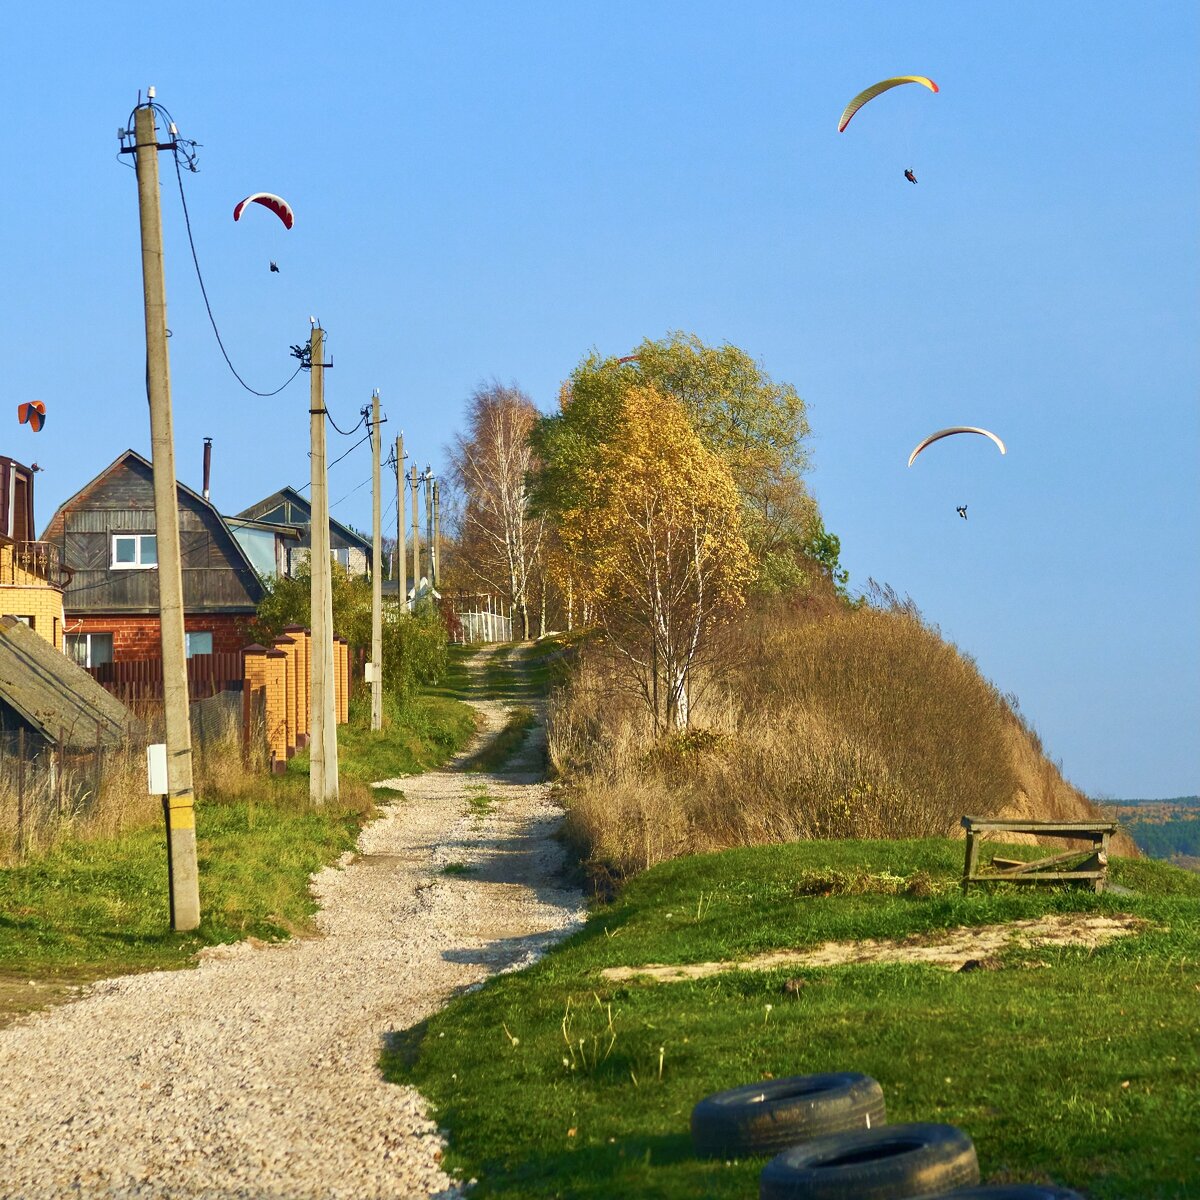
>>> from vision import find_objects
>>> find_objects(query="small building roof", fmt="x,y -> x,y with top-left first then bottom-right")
0,616 -> 138,749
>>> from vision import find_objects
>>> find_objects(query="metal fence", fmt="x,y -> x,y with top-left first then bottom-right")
446,594 -> 514,644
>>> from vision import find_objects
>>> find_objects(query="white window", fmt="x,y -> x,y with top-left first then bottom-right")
66,632 -> 113,668
112,533 -> 157,569
185,631 -> 213,658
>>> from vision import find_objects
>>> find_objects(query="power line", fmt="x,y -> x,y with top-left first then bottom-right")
170,146 -> 304,399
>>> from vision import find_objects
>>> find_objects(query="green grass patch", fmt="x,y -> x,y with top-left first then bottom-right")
288,692 -> 477,782
465,782 -> 498,817
383,839 -> 1200,1199
462,707 -> 538,773
442,862 -> 477,877
0,777 -> 374,996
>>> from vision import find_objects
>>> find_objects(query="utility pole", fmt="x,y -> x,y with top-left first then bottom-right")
370,390 -> 383,731
308,324 -> 339,805
424,467 -> 434,591
410,463 -> 420,595
395,433 -> 406,611
131,96 -> 200,932
432,479 -> 442,589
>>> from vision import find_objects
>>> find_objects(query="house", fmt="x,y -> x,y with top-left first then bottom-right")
0,615 -> 137,750
0,455 -> 69,650
235,487 -> 373,577
225,515 -> 301,580
40,450 -> 265,667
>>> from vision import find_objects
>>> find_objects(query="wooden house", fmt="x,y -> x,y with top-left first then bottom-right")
0,455 -> 69,650
40,450 -> 264,667
235,487 -> 373,577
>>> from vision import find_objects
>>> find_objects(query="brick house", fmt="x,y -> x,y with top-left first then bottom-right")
235,486 -> 373,577
40,450 -> 265,667
0,455 -> 69,650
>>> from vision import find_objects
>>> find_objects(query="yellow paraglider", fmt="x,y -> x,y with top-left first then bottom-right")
907,427 -> 1006,468
838,76 -> 939,133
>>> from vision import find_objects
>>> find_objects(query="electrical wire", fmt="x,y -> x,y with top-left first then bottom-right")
171,149 -> 304,398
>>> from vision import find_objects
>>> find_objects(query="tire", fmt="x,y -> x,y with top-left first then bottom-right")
937,1189 -> 1084,1199
691,1073 -> 886,1159
759,1122 -> 979,1200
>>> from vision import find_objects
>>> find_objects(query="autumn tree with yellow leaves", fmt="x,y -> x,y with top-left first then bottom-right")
551,383 -> 751,730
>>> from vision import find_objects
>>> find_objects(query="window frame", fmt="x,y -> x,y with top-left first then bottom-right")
66,631 -> 114,668
111,533 -> 158,570
185,631 -> 214,659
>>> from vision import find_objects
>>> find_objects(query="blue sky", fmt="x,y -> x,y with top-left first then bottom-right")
4,3 -> 1196,798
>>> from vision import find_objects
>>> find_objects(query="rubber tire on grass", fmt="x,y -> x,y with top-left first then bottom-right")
936,1189 -> 1084,1199
759,1121 -> 979,1200
690,1073 -> 885,1159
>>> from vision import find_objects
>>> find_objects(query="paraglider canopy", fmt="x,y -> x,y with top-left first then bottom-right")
17,401 -> 46,432
908,427 -> 1006,468
838,76 -> 939,133
233,193 -> 294,230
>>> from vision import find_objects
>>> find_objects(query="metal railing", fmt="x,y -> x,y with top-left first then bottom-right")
0,540 -> 72,589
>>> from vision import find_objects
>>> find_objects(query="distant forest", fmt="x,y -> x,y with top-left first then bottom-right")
1108,796 -> 1200,863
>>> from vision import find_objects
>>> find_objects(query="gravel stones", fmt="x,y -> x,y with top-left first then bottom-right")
0,650 -> 584,1199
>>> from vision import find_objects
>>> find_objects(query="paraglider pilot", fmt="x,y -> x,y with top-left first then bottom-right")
904,168 -> 917,185
956,506 -> 968,521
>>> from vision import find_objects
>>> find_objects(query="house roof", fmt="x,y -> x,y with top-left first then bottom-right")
40,449 -> 265,608
0,617 -> 137,749
236,486 -> 373,553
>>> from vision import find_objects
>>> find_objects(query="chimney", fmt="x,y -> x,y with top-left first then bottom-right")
202,437 -> 212,501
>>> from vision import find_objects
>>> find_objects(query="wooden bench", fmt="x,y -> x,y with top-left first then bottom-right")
961,817 -> 1118,894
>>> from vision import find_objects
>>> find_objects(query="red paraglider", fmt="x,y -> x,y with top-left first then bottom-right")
17,401 -> 46,432
232,193 -> 294,230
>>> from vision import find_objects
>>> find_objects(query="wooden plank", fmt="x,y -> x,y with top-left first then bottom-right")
962,831 -> 981,895
977,871 -> 1107,884
962,816 -> 1117,835
987,849 -> 1095,876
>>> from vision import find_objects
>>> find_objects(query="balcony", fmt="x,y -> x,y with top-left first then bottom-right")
0,540 -> 73,590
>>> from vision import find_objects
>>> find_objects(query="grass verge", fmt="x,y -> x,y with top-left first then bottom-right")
288,692 -> 477,782
383,839 -> 1200,1199
0,776 -> 375,1026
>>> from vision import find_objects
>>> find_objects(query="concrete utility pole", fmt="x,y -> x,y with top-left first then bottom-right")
410,463 -> 420,595
308,325 -> 339,805
423,467 -> 434,590
370,390 -> 383,731
432,479 -> 441,589
395,433 -> 406,610
132,98 -> 200,932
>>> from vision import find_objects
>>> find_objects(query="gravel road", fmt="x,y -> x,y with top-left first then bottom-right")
0,647 -> 585,1199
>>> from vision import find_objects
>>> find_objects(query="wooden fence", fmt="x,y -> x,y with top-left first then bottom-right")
85,651 -> 244,703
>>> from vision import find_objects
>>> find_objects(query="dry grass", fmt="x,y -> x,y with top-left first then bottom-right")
0,696 -> 278,864
550,595 -> 1070,886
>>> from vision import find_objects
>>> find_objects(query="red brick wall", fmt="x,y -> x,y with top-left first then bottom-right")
66,614 -> 251,662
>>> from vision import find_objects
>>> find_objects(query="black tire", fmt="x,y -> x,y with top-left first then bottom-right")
937,1189 -> 1084,1199
759,1122 -> 979,1200
691,1073 -> 886,1159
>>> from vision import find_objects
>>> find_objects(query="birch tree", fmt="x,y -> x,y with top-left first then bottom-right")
449,383 -> 545,639
560,384 -> 751,730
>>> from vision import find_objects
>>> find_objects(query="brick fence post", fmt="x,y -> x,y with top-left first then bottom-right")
242,644 -> 269,765
284,624 -> 310,748
273,633 -> 298,759
264,648 -> 289,773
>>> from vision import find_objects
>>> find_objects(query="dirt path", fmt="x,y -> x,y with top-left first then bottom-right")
0,645 -> 583,1200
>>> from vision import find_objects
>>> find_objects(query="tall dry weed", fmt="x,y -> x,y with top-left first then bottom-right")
0,694 -> 274,864
553,596 -> 1024,884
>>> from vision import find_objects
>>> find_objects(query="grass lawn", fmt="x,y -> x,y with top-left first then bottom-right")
384,839 -> 1200,1199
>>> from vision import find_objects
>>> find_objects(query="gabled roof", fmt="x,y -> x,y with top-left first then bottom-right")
0,617 -> 137,749
40,449 -> 264,601
236,486 -> 373,553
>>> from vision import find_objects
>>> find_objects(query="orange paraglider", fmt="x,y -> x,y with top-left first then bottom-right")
17,401 -> 46,432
